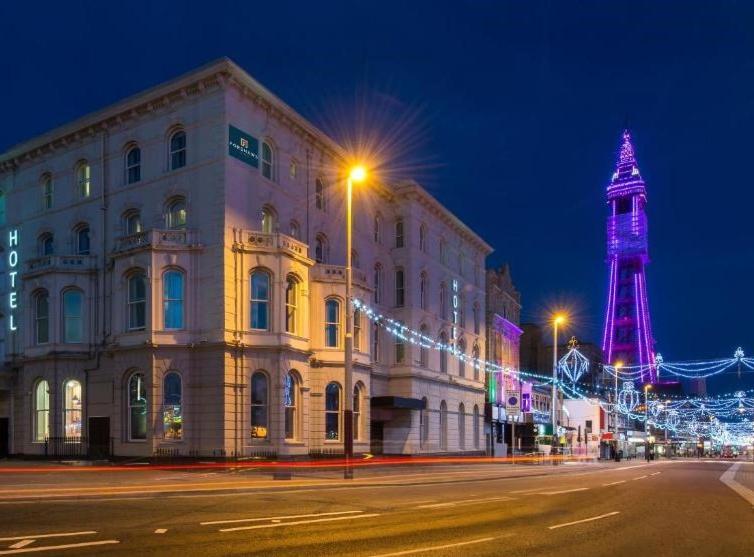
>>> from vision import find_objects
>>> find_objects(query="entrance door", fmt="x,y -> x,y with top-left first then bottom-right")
0,418 -> 9,457
88,417 -> 110,459
370,421 -> 384,455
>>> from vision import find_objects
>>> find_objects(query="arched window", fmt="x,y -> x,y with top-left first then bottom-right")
394,268 -> 405,307
163,372 -> 182,440
420,397 -> 429,448
353,384 -> 363,441
324,298 -> 340,348
372,323 -> 381,363
419,224 -> 427,252
325,382 -> 341,440
42,174 -> 53,210
472,344 -> 480,381
261,206 -> 276,234
373,213 -> 382,243
169,130 -> 186,170
440,283 -> 447,319
353,308 -> 361,351
439,331 -> 449,373
75,225 -> 90,255
62,290 -> 83,343
34,290 -> 50,344
76,161 -> 91,198
166,197 -> 187,229
419,272 -> 427,310
163,270 -> 185,330
250,270 -> 271,330
419,325 -> 429,367
351,249 -> 360,270
126,145 -> 141,184
64,379 -> 82,439
395,219 -> 404,248
34,380 -> 50,442
315,177 -> 326,211
473,405 -> 480,449
439,401 -> 448,450
394,322 -> 405,364
128,372 -> 147,441
38,233 -> 54,256
284,372 -> 299,440
128,271 -> 147,331
458,403 -> 466,450
473,302 -> 481,334
315,234 -> 328,263
373,263 -> 382,304
458,338 -> 467,377
123,210 -> 142,235
289,220 -> 300,239
251,371 -> 269,439
285,275 -> 298,334
261,141 -> 275,180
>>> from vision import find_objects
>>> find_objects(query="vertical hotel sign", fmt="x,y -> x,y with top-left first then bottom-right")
228,125 -> 259,168
8,229 -> 19,332
451,279 -> 459,345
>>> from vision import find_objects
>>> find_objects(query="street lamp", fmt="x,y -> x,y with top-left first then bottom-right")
551,313 -> 567,461
344,164 -> 367,480
644,384 -> 653,461
612,361 -> 623,461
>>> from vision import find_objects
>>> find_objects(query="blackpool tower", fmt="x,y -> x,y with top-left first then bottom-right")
602,130 -> 657,382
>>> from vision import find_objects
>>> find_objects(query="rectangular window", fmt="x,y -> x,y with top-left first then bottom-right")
325,300 -> 340,348
395,269 -> 405,308
372,323 -> 380,363
63,292 -> 83,343
353,309 -> 361,351
163,272 -> 185,330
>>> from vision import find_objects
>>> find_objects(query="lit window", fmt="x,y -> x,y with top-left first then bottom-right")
325,382 -> 341,440
353,386 -> 362,441
76,226 -> 91,255
285,276 -> 298,334
250,271 -> 271,330
289,220 -> 300,239
63,290 -> 83,343
128,272 -> 147,331
35,291 -> 50,344
395,219 -> 404,248
315,178 -> 326,211
169,130 -> 186,170
395,269 -> 405,307
34,380 -> 50,442
77,162 -> 91,198
166,198 -> 187,229
42,175 -> 53,210
261,207 -> 275,234
64,380 -> 82,439
126,146 -> 141,184
261,141 -> 274,180
284,372 -> 298,440
325,299 -> 340,348
124,211 -> 142,235
163,270 -> 185,330
251,371 -> 269,439
128,372 -> 147,440
163,372 -> 182,440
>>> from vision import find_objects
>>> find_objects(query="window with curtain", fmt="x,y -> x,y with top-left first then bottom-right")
76,226 -> 90,255
395,268 -> 405,307
42,175 -> 53,210
34,380 -> 50,442
324,299 -> 340,348
124,211 -> 142,235
64,380 -> 82,439
250,271 -> 270,330
77,162 -> 91,198
251,371 -> 269,439
458,403 -> 466,450
163,270 -> 184,330
284,372 -> 298,440
169,130 -> 186,170
163,372 -> 182,440
261,207 -> 275,233
35,291 -> 50,344
128,372 -> 147,440
353,386 -> 361,441
166,198 -> 187,229
285,276 -> 298,334
126,146 -> 141,184
261,141 -> 274,180
440,401 -> 448,450
128,272 -> 147,331
63,290 -> 83,343
325,382 -> 341,440
395,219 -> 404,248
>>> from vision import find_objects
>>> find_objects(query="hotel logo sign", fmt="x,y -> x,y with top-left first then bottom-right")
7,229 -> 19,332
228,125 -> 259,168
451,278 -> 459,344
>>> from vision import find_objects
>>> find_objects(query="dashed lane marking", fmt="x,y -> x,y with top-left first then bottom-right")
7,542 -> 33,550
0,532 -> 97,542
650,472 -> 661,476
414,496 -> 515,509
603,480 -> 626,486
201,510 -> 363,526
153,529 -> 167,534
0,540 -> 119,555
219,512 -> 380,532
368,536 -> 499,557
537,487 -> 589,495
632,475 -> 648,481
548,511 -> 621,530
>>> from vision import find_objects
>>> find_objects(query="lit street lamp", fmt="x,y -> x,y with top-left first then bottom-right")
344,164 -> 367,479
613,361 -> 623,461
644,384 -> 653,461
551,313 -> 566,461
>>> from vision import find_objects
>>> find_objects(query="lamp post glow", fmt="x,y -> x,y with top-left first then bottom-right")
644,384 -> 653,461
344,165 -> 367,479
613,361 -> 623,436
551,313 -> 566,459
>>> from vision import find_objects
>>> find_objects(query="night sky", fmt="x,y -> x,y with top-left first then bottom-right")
2,1 -> 753,393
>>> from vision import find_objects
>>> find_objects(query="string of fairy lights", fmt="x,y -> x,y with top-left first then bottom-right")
353,298 -> 754,446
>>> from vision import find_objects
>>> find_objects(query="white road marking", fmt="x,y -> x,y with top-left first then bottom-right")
603,480 -> 626,486
720,463 -> 754,506
650,472 -> 661,476
538,487 -> 589,495
632,475 -> 648,481
153,529 -> 167,534
202,510 -> 363,526
415,496 -> 514,509
548,511 -> 621,530
368,536 -> 497,557
0,532 -> 96,542
219,512 -> 380,532
0,540 -> 119,554
8,542 -> 33,550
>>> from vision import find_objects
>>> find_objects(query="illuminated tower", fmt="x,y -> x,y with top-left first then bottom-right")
602,130 -> 656,382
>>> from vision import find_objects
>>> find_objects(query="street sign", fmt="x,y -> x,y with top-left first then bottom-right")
505,388 -> 521,414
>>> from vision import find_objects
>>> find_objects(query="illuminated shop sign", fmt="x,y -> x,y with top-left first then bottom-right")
451,279 -> 459,344
7,229 -> 19,331
228,125 -> 259,168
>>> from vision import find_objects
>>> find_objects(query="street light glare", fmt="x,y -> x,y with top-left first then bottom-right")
553,313 -> 567,325
349,165 -> 367,182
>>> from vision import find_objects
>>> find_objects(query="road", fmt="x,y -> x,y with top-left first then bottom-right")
0,458 -> 752,556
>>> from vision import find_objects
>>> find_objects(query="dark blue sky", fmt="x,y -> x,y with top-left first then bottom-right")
2,1 -> 753,392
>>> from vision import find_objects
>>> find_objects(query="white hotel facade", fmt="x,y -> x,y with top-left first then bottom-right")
0,59 -> 492,459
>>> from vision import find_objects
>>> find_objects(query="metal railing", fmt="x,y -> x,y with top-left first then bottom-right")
44,436 -> 87,458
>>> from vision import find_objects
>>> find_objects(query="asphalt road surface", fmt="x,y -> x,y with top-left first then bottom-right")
0,458 -> 752,556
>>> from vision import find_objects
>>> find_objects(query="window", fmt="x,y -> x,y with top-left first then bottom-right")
284,372 -> 298,440
75,225 -> 90,255
289,160 -> 298,180
289,220 -> 300,239
163,270 -> 184,330
353,385 -> 362,441
420,397 -> 429,448
124,211 -> 142,235
251,371 -> 269,439
394,323 -> 405,364
163,372 -> 182,440
473,405 -> 480,449
394,268 -> 405,307
34,380 -> 50,442
419,224 -> 427,252
169,130 -> 186,170
166,198 -> 187,229
42,175 -> 53,210
285,276 -> 298,334
419,272 -> 427,310
261,206 -> 275,234
126,146 -> 141,184
473,302 -> 480,334
62,290 -> 83,343
472,344 -> 480,381
459,293 -> 465,329
128,272 -> 147,331
395,219 -> 404,248
315,178 -> 326,211
373,264 -> 382,304
64,380 -> 82,439
34,291 -> 50,344
439,401 -> 448,450
373,213 -> 382,243
325,299 -> 340,347
351,249 -> 360,269
440,283 -> 448,319
458,403 -> 466,450
315,234 -> 328,263
128,372 -> 147,440
76,162 -> 91,198
419,325 -> 429,367
261,141 -> 274,180
372,323 -> 381,363
439,331 -> 449,373
458,338 -> 467,377
250,270 -> 270,330
325,382 -> 341,440
353,308 -> 361,351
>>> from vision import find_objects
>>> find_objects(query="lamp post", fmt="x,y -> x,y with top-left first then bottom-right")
343,165 -> 367,480
644,384 -> 652,461
551,314 -> 566,462
613,361 -> 623,460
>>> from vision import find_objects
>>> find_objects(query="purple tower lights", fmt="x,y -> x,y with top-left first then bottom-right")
602,130 -> 657,382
